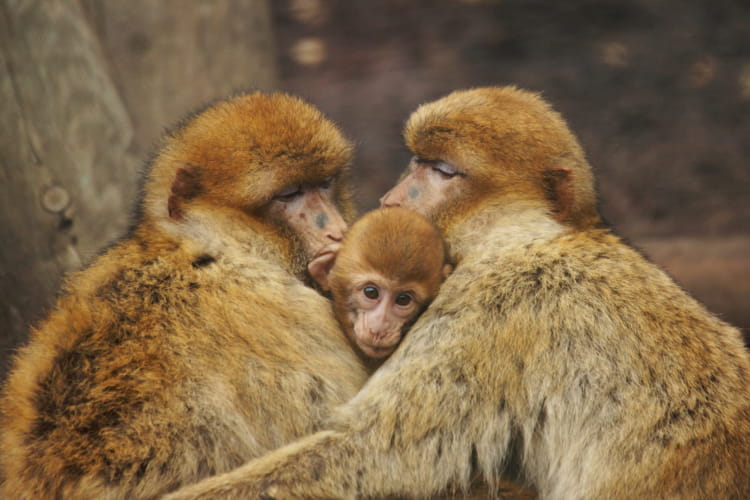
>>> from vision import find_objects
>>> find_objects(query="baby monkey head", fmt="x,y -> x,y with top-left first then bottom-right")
323,207 -> 451,361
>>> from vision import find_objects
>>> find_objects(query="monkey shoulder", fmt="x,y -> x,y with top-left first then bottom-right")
450,229 -> 668,310
437,227 -> 746,356
443,226 -> 750,395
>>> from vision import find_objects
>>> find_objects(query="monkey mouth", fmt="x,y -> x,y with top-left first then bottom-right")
309,243 -> 341,267
358,339 -> 399,359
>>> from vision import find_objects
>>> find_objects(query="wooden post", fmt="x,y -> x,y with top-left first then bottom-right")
0,0 -> 139,380
0,0 -> 277,381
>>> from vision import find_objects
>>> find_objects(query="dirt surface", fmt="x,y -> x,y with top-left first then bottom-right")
271,0 -> 750,335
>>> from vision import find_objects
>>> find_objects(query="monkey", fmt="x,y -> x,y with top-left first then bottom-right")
164,86 -> 750,500
0,92 -> 371,499
309,207 -> 452,372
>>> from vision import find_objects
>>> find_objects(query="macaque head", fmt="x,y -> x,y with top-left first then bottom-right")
322,208 -> 451,360
381,86 -> 601,234
142,92 -> 356,277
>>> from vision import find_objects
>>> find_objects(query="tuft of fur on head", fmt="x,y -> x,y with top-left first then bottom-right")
404,86 -> 601,234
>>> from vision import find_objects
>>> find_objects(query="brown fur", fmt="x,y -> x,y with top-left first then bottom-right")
164,86 -> 750,500
0,92 -> 368,499
328,207 -> 450,371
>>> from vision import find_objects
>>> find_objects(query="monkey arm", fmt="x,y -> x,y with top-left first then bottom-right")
161,431 -> 354,499
163,430 -> 531,500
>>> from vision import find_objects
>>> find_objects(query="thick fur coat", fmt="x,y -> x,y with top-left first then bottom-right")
166,87 -> 750,500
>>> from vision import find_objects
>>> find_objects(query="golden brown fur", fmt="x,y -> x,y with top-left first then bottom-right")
328,207 -> 450,370
0,93 -> 368,499
164,86 -> 750,500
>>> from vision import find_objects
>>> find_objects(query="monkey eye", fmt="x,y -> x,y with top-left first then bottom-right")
363,286 -> 379,300
431,161 -> 461,179
319,176 -> 335,190
414,156 -> 463,179
274,184 -> 303,201
394,293 -> 412,306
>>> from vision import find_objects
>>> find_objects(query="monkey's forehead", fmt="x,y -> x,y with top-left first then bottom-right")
348,208 -> 442,242
169,92 -> 354,175
403,87 -> 586,173
336,236 -> 446,288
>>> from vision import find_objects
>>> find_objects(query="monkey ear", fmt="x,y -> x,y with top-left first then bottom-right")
308,249 -> 339,292
168,165 -> 203,220
542,167 -> 574,223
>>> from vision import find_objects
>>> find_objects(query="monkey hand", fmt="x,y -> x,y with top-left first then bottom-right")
308,243 -> 341,291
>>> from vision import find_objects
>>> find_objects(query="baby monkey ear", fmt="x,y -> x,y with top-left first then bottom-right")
542,162 -> 574,223
308,247 -> 340,292
168,165 -> 203,221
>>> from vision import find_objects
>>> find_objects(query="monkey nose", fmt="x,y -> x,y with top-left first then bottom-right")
379,191 -> 399,208
369,329 -> 386,341
321,208 -> 347,242
325,222 -> 345,242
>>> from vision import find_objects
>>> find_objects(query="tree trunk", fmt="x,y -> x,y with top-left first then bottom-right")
0,0 -> 276,381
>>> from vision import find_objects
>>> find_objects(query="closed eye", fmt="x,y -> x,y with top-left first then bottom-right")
274,184 -> 303,201
413,156 -> 463,179
431,161 -> 461,179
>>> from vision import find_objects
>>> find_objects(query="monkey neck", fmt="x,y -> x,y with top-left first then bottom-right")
146,206 -> 292,271
446,202 -> 567,262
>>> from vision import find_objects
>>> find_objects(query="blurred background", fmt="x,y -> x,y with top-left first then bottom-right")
2,0 -> 748,382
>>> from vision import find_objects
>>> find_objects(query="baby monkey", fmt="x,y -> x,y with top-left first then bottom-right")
312,207 -> 451,368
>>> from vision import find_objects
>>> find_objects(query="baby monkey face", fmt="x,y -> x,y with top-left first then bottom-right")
317,207 -> 451,361
346,276 -> 426,358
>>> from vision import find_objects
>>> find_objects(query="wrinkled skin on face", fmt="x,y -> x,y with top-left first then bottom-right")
266,179 -> 347,276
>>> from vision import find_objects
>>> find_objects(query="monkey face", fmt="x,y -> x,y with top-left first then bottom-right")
265,178 -> 347,270
345,277 -> 424,359
396,87 -> 600,231
380,156 -> 468,221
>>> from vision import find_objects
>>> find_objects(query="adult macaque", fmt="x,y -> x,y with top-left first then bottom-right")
0,93 -> 369,498
312,207 -> 451,371
165,86 -> 750,500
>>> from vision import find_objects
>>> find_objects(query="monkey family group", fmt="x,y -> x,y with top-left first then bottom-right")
2,87 -> 748,499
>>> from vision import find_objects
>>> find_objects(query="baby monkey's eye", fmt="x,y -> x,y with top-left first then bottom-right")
395,293 -> 412,306
363,286 -> 379,300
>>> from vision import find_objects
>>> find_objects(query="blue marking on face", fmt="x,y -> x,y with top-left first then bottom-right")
408,187 -> 420,200
316,212 -> 329,229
